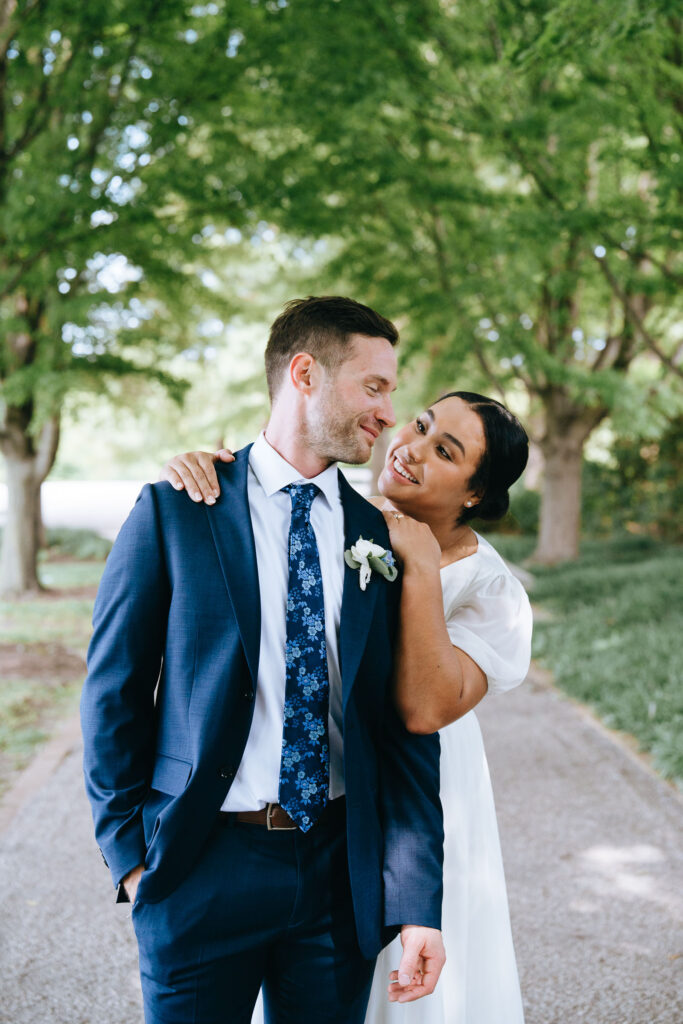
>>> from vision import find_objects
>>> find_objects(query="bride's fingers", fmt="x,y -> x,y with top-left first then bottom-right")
381,509 -> 418,533
179,458 -> 213,503
189,452 -> 223,500
162,465 -> 185,492
387,982 -> 425,1003
387,968 -> 423,988
215,448 -> 235,463
387,972 -> 426,1002
163,455 -> 215,503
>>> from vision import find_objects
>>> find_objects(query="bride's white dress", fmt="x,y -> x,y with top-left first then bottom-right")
253,532 -> 532,1024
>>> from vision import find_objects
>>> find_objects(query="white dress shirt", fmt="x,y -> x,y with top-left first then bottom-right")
221,431 -> 346,811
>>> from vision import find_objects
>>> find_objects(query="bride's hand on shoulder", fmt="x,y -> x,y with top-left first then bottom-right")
160,449 -> 234,504
381,508 -> 441,575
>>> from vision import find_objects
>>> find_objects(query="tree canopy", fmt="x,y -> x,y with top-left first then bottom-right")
1,0 -> 681,593
217,0 -> 682,560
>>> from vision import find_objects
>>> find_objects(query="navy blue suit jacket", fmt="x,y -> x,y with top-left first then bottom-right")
80,446 -> 443,958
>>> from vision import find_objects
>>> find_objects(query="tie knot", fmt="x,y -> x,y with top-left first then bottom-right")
283,482 -> 320,514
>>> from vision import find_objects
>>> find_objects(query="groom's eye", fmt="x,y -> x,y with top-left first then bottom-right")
366,384 -> 379,395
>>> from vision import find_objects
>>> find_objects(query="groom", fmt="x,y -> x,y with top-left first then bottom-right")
81,296 -> 445,1023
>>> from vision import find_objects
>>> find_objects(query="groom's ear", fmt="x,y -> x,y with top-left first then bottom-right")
289,351 -> 320,393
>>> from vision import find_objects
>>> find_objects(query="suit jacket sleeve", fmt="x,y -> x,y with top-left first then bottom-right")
379,698 -> 444,931
80,484 -> 170,891
378,568 -> 443,930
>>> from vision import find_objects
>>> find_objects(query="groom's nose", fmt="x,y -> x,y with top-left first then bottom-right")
377,392 -> 396,428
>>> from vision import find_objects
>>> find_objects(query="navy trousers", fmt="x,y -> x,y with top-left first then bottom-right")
132,800 -> 376,1024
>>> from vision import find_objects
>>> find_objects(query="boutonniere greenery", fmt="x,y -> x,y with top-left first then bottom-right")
344,536 -> 398,592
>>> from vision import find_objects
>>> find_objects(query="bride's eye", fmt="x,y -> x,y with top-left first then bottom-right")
415,418 -> 426,433
437,444 -> 451,460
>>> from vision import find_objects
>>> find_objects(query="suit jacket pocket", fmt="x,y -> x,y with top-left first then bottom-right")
150,753 -> 193,796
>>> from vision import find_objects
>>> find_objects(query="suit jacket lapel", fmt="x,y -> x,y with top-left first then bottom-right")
338,471 -> 389,709
205,445 -> 261,686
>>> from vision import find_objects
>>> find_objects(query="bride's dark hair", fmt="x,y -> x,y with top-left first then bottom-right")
433,391 -> 529,524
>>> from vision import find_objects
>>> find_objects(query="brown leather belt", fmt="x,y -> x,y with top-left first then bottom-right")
220,798 -> 345,831
237,802 -> 298,831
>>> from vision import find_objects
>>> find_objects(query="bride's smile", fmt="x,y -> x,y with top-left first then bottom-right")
387,455 -> 420,485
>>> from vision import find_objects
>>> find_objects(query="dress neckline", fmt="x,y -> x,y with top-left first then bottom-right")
440,530 -> 480,573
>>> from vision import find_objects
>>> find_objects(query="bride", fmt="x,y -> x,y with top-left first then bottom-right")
161,390 -> 532,1024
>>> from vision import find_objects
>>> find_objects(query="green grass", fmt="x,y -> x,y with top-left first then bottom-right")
0,678 -> 82,764
489,533 -> 683,788
0,556 -> 104,794
1,581 -> 100,649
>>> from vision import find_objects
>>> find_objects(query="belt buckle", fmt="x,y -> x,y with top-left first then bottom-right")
266,802 -> 297,831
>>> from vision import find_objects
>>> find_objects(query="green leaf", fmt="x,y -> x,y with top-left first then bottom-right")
344,551 -> 361,570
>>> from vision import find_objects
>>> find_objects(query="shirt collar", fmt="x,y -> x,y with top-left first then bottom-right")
249,431 -> 340,509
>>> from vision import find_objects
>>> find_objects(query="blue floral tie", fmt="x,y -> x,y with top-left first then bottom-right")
279,483 -> 330,832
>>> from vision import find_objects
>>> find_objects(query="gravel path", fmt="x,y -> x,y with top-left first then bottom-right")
478,672 -> 683,1024
1,669 -> 681,1024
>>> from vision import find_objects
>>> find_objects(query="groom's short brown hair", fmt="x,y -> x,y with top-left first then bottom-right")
264,296 -> 399,400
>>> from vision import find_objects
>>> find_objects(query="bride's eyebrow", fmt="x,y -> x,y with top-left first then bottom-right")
425,408 -> 466,456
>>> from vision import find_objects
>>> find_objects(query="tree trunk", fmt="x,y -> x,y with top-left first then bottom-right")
531,393 -> 607,565
532,434 -> 584,564
0,454 -> 43,595
33,414 -> 60,552
35,486 -> 48,551
0,412 -> 61,596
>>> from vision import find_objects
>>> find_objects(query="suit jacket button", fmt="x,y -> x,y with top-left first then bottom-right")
219,765 -> 235,780
242,688 -> 254,700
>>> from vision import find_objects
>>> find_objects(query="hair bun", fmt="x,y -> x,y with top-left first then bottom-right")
470,489 -> 510,523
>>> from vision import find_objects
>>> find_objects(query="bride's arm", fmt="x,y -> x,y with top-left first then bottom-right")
383,513 -> 487,735
160,449 -> 234,503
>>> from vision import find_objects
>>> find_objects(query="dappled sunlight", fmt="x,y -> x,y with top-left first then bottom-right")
581,844 -> 664,866
578,844 -> 680,920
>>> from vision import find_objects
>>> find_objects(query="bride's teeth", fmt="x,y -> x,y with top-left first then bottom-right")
394,458 -> 418,483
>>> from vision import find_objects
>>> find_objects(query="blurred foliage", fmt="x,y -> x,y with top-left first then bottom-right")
487,532 -> 683,788
44,527 -> 113,560
582,416 -> 683,541
212,0 -> 683,560
476,485 -> 542,537
0,524 -> 112,565
0,1 -> 243,439
478,414 -> 683,540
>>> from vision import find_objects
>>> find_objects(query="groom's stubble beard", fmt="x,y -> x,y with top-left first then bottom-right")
303,379 -> 375,466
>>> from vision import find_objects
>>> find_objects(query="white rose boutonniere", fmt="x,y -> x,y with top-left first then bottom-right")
344,536 -> 398,592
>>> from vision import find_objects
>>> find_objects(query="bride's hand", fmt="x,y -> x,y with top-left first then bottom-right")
160,449 -> 234,504
381,509 -> 441,575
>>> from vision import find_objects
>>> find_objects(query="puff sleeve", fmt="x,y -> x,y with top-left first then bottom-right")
444,572 -> 532,695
